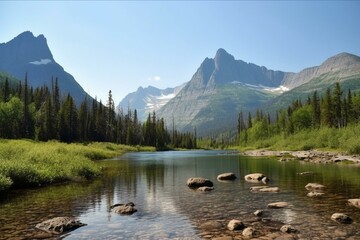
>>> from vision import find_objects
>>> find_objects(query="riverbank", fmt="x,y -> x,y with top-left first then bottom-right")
0,140 -> 155,191
241,149 -> 360,164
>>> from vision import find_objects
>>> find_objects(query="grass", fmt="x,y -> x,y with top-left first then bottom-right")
234,124 -> 360,154
0,140 -> 155,191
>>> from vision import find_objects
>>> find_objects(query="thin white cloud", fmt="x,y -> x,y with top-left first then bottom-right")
148,75 -> 161,82
29,59 -> 52,65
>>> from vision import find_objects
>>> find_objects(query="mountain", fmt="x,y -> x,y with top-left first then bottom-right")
118,84 -> 185,121
155,49 -> 360,136
156,49 -> 293,136
267,52 -> 360,112
0,31 -> 89,104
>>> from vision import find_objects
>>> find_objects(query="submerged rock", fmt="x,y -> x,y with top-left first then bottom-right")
259,187 -> 280,193
197,186 -> 214,192
348,198 -> 360,209
307,191 -> 325,197
331,213 -> 352,224
186,177 -> 213,188
305,183 -> 326,192
217,172 -> 237,181
227,219 -> 245,231
35,217 -> 86,234
110,202 -> 137,215
244,173 -> 269,183
267,202 -> 289,209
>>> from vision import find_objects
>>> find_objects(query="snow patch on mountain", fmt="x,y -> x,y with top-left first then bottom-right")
30,59 -> 52,65
230,81 -> 289,94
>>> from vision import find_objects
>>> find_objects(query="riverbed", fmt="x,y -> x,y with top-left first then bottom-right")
0,150 -> 359,239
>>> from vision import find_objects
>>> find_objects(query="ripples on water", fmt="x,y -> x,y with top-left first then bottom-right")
0,150 -> 359,239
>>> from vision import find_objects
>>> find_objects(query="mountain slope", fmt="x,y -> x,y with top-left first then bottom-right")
0,31 -> 90,104
267,52 -> 360,112
157,49 -> 289,136
117,84 -> 185,121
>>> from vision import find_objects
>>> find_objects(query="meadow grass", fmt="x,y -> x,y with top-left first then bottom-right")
235,124 -> 360,154
0,140 -> 155,191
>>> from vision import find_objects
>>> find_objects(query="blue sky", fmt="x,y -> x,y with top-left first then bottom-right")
1,1 -> 360,103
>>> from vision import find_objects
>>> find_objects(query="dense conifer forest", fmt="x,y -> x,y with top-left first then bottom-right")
0,74 -> 196,150
237,83 -> 360,153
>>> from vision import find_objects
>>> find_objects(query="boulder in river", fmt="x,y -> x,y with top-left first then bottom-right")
307,191 -> 325,197
35,217 -> 86,234
244,173 -> 269,183
186,177 -> 213,188
227,219 -> 245,231
110,202 -> 137,215
267,202 -> 289,209
331,213 -> 352,224
217,172 -> 237,181
259,187 -> 280,193
305,183 -> 326,192
348,198 -> 360,209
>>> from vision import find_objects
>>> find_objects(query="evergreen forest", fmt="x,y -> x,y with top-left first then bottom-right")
0,74 -> 197,150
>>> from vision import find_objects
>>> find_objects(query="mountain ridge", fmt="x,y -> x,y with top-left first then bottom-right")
0,31 -> 90,104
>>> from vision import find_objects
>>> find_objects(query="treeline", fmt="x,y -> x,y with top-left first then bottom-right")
237,82 -> 360,145
0,75 -> 197,149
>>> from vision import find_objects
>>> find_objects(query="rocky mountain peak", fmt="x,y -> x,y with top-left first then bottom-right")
0,31 -> 53,66
214,48 -> 235,69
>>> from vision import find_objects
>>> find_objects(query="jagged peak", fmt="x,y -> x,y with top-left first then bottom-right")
214,48 -> 235,63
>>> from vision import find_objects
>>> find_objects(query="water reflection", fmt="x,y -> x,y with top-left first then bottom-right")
0,151 -> 359,239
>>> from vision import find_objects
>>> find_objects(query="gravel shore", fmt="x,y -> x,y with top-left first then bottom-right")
241,149 -> 360,164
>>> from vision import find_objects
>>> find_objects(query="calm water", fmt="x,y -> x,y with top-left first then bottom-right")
0,150 -> 360,239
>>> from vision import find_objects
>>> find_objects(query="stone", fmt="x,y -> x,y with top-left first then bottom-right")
348,198 -> 360,208
35,217 -> 86,234
250,186 -> 268,191
307,192 -> 325,197
280,225 -> 298,233
259,187 -> 280,193
244,173 -> 269,183
242,227 -> 257,238
331,213 -> 352,224
111,202 -> 137,215
267,202 -> 289,209
305,183 -> 326,192
212,237 -> 233,240
199,221 -> 222,231
197,186 -> 214,192
186,177 -> 214,188
227,219 -> 245,231
217,172 -> 237,181
253,210 -> 264,217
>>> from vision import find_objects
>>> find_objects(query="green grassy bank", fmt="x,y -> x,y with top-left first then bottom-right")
235,124 -> 360,154
0,140 -> 154,191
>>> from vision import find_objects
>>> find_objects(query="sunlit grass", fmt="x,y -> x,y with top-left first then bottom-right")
0,140 -> 155,191
235,124 -> 360,154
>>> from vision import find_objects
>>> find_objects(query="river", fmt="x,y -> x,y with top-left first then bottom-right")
0,150 -> 359,239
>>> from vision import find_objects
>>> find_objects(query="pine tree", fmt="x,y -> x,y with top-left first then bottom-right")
311,90 -> 321,128
2,78 -> 10,102
333,82 -> 342,128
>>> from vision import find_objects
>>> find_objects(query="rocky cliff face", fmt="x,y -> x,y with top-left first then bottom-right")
156,49 -> 289,135
0,31 -> 89,104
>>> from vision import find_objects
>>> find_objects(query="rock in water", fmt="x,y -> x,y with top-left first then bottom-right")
348,198 -> 360,209
267,202 -> 289,209
280,224 -> 298,233
305,183 -> 326,192
197,186 -> 214,192
35,217 -> 86,234
217,172 -> 237,181
111,202 -> 137,215
244,173 -> 269,183
331,213 -> 352,224
186,177 -> 214,188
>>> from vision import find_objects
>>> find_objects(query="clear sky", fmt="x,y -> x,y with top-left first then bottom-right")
1,1 -> 360,104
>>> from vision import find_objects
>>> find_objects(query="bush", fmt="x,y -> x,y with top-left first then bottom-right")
0,174 -> 13,191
